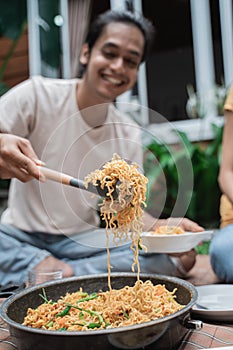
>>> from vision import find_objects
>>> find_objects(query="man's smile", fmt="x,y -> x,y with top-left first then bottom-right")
101,73 -> 125,87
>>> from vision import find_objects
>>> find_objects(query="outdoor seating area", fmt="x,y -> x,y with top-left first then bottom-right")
1,1 -> 233,349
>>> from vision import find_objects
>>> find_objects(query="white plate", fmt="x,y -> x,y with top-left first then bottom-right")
202,348 -> 233,350
140,230 -> 214,253
192,285 -> 233,321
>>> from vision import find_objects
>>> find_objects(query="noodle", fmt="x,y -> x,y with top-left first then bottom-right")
23,280 -> 184,331
85,153 -> 148,284
23,154 -> 186,332
150,226 -> 185,235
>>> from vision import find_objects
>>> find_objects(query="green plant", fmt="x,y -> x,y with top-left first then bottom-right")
143,123 -> 223,228
195,241 -> 210,255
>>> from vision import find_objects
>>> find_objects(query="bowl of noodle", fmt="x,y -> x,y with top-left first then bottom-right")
141,228 -> 214,253
0,273 -> 201,350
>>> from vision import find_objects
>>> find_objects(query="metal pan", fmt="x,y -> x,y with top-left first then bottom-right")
0,273 -> 202,350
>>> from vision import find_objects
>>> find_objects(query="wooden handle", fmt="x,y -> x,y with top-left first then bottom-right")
37,166 -> 73,185
37,166 -> 106,197
37,166 -> 91,192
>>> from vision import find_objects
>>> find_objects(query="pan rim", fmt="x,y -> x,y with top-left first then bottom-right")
0,272 -> 198,336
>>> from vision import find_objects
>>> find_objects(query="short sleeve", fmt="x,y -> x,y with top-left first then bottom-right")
0,78 -> 37,137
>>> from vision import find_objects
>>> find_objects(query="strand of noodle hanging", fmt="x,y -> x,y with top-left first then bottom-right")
85,154 -> 148,287
22,154 -> 186,332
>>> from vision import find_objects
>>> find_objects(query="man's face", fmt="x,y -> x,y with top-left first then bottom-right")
81,22 -> 145,103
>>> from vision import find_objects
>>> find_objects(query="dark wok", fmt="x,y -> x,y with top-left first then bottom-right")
0,273 -> 201,350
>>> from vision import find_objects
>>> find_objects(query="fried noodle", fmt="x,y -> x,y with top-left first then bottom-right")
23,154 -> 185,331
151,226 -> 185,235
23,280 -> 184,331
85,153 -> 148,284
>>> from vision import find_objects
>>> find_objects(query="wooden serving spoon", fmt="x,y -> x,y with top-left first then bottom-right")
37,165 -> 119,200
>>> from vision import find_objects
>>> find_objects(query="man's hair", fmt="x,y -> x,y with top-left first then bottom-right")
85,10 -> 155,63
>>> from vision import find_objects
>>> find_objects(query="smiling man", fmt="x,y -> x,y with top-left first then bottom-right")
78,23 -> 144,106
0,10 -> 202,286
76,12 -> 150,128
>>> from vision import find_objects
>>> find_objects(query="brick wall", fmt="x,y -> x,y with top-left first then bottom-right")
0,29 -> 29,89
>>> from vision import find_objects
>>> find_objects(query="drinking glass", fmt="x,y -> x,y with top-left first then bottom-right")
27,268 -> 62,287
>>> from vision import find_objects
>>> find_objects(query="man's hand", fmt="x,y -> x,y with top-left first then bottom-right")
0,133 -> 46,182
160,217 -> 204,232
158,217 -> 204,273
143,212 -> 204,233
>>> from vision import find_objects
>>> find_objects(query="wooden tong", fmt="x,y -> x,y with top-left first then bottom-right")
37,165 -> 118,199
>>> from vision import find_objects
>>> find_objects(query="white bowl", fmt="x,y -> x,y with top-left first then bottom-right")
141,230 -> 214,253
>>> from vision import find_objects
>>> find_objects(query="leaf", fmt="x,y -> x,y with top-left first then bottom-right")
144,126 -> 222,226
0,81 -> 10,96
176,130 -> 195,156
204,124 -> 223,157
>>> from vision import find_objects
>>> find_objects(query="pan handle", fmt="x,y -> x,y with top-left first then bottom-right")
0,282 -> 25,298
183,315 -> 203,330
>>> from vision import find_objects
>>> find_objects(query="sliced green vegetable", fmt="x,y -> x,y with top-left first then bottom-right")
39,288 -> 55,304
72,322 -> 86,327
56,305 -> 71,317
123,310 -> 129,319
79,311 -> 84,319
87,322 -> 101,329
76,292 -> 99,304
66,303 -> 104,325
39,288 -> 49,303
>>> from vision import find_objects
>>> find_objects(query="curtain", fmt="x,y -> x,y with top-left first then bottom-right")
68,0 -> 92,78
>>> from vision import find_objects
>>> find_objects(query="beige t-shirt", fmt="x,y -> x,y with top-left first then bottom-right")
0,76 -> 143,234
